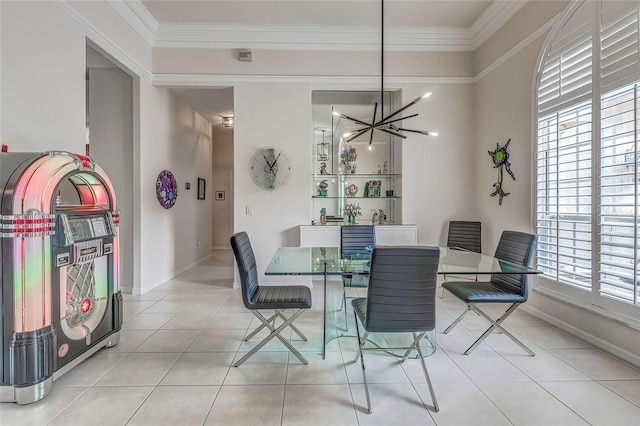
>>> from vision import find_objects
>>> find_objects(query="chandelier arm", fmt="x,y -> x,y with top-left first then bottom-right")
346,128 -> 372,143
337,112 -> 372,128
396,127 -> 433,135
377,96 -> 425,124
377,127 -> 407,139
378,113 -> 419,127
369,102 -> 379,145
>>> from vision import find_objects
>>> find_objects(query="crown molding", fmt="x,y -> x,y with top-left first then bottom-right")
152,74 -> 475,86
475,15 -> 556,82
107,0 -> 158,46
154,24 -> 472,52
113,0 -> 529,52
56,0 -> 151,79
470,0 -> 528,49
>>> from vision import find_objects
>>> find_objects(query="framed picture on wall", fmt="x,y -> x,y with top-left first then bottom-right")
215,191 -> 225,201
197,178 -> 206,200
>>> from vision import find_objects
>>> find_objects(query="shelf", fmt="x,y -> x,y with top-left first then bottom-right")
312,174 -> 401,178
312,196 -> 401,200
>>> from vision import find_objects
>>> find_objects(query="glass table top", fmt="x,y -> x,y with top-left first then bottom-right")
265,246 -> 541,276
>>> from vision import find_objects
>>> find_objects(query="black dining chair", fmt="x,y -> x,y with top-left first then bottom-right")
230,232 -> 312,367
351,246 -> 440,413
447,220 -> 482,253
340,225 -> 375,329
442,230 -> 537,356
440,220 -> 482,298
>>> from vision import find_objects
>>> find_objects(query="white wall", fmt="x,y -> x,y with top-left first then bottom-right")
1,1 -> 213,295
138,87 -> 213,293
212,131 -> 233,249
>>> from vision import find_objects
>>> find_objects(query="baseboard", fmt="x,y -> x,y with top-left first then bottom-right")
137,252 -> 215,294
521,304 -> 640,369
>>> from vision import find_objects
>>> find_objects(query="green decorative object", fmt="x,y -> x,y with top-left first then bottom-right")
488,138 -> 515,205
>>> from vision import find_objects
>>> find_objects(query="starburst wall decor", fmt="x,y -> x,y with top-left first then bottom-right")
488,138 -> 515,205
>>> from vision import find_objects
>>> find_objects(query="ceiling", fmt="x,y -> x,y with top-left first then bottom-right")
141,1 -> 493,28
137,0 -> 512,130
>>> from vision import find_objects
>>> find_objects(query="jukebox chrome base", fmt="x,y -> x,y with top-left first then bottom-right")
0,330 -> 120,404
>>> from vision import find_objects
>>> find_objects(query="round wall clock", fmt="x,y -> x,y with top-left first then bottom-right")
156,170 -> 178,209
249,147 -> 292,190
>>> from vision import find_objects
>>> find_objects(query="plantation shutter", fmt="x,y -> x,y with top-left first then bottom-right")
600,1 -> 640,90
538,2 -> 594,115
536,102 -> 593,290
599,83 -> 640,305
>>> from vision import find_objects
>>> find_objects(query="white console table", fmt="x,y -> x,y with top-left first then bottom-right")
299,224 -> 417,247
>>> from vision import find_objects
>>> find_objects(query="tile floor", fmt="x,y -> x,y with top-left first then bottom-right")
1,249 -> 639,425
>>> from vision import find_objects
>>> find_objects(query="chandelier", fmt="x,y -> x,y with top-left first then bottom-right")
333,0 -> 438,144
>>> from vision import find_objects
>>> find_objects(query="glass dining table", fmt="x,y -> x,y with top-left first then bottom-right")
265,246 -> 541,359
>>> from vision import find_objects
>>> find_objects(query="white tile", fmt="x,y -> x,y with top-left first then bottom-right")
122,313 -> 174,330
48,386 -> 153,426
206,312 -> 254,329
511,326 -> 592,349
600,380 -> 640,406
550,348 -> 640,380
204,385 -> 285,426
350,383 -> 436,425
0,386 -> 87,426
105,329 -> 155,352
422,382 -> 511,426
477,382 -> 589,425
161,352 -> 235,385
282,384 -> 358,426
161,310 -> 216,329
96,353 -> 180,386
540,381 -> 640,426
142,300 -> 189,314
187,329 -> 245,352
224,351 -> 289,385
54,350 -> 128,387
502,347 -> 591,382
446,347 -> 531,383
127,385 -> 219,426
134,329 -> 199,352
286,351 -> 348,384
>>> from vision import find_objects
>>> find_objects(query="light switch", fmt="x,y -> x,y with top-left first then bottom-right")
246,206 -> 253,215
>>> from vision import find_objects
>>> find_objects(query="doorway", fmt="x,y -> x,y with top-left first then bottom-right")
86,43 -> 135,293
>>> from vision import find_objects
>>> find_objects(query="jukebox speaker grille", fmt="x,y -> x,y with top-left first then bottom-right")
66,262 -> 96,327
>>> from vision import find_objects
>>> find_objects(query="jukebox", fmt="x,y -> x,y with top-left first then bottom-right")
0,151 -> 122,404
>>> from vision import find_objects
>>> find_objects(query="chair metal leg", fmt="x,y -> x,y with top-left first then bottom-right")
415,334 -> 439,412
353,329 -> 369,363
443,305 -> 473,334
400,332 -> 426,362
343,291 -> 349,331
244,312 -> 277,340
464,303 -> 535,356
234,309 -> 308,367
275,311 -> 307,341
354,318 -> 372,414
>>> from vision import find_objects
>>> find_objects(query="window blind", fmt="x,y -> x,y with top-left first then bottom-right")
536,0 -> 640,309
536,102 -> 593,291
601,1 -> 640,90
599,83 -> 639,304
538,3 -> 594,115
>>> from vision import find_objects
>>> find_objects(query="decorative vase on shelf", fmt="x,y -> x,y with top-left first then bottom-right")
346,161 -> 356,174
349,215 -> 357,225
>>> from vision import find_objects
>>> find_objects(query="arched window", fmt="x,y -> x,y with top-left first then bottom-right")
534,0 -> 640,321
